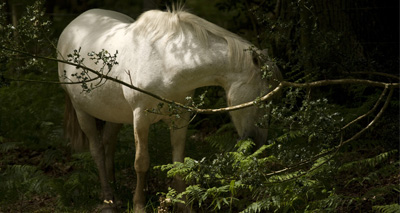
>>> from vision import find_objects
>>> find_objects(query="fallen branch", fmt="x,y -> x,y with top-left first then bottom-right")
2,46 -> 399,115
3,46 -> 398,183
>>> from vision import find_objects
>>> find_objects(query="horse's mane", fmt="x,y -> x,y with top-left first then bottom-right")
132,7 -> 254,70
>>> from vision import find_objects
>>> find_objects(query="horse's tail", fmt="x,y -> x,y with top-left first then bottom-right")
64,94 -> 89,152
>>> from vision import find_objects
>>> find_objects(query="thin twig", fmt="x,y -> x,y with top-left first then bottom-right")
341,86 -> 388,130
5,76 -> 101,85
125,69 -> 134,86
339,86 -> 393,146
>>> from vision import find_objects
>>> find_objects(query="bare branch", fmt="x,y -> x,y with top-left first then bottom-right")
5,76 -> 102,85
341,86 -> 388,130
280,79 -> 399,89
339,86 -> 394,146
2,45 -> 399,115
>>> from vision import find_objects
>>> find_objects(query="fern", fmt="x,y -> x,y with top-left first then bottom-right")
338,150 -> 398,173
241,200 -> 265,213
267,170 -> 307,183
373,204 -> 400,213
158,132 -> 399,213
156,157 -> 201,182
0,165 -> 53,206
205,123 -> 237,152
49,151 -> 100,210
53,170 -> 100,209
347,160 -> 399,188
0,141 -> 23,152
40,149 -> 64,167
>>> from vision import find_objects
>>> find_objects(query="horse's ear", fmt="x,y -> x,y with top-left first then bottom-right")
252,48 -> 269,67
252,50 -> 261,67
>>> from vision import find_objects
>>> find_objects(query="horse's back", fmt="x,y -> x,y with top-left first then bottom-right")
68,9 -> 133,28
58,9 -> 133,52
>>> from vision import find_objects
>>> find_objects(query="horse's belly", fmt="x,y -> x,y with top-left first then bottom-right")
83,100 -> 133,124
67,85 -> 133,124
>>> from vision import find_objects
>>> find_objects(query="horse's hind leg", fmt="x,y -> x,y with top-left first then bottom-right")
166,113 -> 191,212
74,110 -> 115,208
102,122 -> 122,184
169,119 -> 189,192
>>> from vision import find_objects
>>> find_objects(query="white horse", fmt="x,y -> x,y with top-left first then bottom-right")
58,7 -> 281,212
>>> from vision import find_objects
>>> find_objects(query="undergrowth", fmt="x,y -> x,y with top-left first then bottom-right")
157,139 -> 399,212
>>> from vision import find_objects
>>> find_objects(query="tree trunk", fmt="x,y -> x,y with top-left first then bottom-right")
8,0 -> 22,80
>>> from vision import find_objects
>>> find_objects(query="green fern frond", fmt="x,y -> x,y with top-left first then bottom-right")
372,204 -> 400,213
241,200 -> 264,213
249,143 -> 275,158
0,141 -> 23,152
182,184 -> 206,207
156,157 -> 201,182
275,130 -> 305,144
299,151 -> 337,179
55,170 -> 100,208
69,152 -> 97,172
234,140 -> 254,153
205,123 -> 237,151
0,165 -> 53,204
339,150 -> 397,172
41,149 -> 63,166
308,193 -> 347,212
267,170 -> 306,183
363,185 -> 399,203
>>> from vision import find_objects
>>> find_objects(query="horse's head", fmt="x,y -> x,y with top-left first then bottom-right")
226,49 -> 282,148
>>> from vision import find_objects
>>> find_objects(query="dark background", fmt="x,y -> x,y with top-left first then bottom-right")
0,0 -> 398,212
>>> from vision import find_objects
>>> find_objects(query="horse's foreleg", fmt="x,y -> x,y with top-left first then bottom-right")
170,124 -> 188,192
75,111 -> 115,205
133,111 -> 150,213
168,113 -> 190,211
102,122 -> 122,184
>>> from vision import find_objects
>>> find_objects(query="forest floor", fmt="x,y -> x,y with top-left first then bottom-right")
0,122 -> 216,212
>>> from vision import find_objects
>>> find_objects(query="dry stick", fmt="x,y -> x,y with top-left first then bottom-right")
339,86 -> 393,147
280,79 -> 397,89
342,86 -> 388,130
195,79 -> 399,113
6,76 -> 102,85
264,86 -> 394,181
2,46 -> 399,114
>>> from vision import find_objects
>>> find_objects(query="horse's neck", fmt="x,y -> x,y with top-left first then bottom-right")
161,35 -> 251,92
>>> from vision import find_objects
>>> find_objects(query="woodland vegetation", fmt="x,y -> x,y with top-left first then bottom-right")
0,0 -> 399,212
